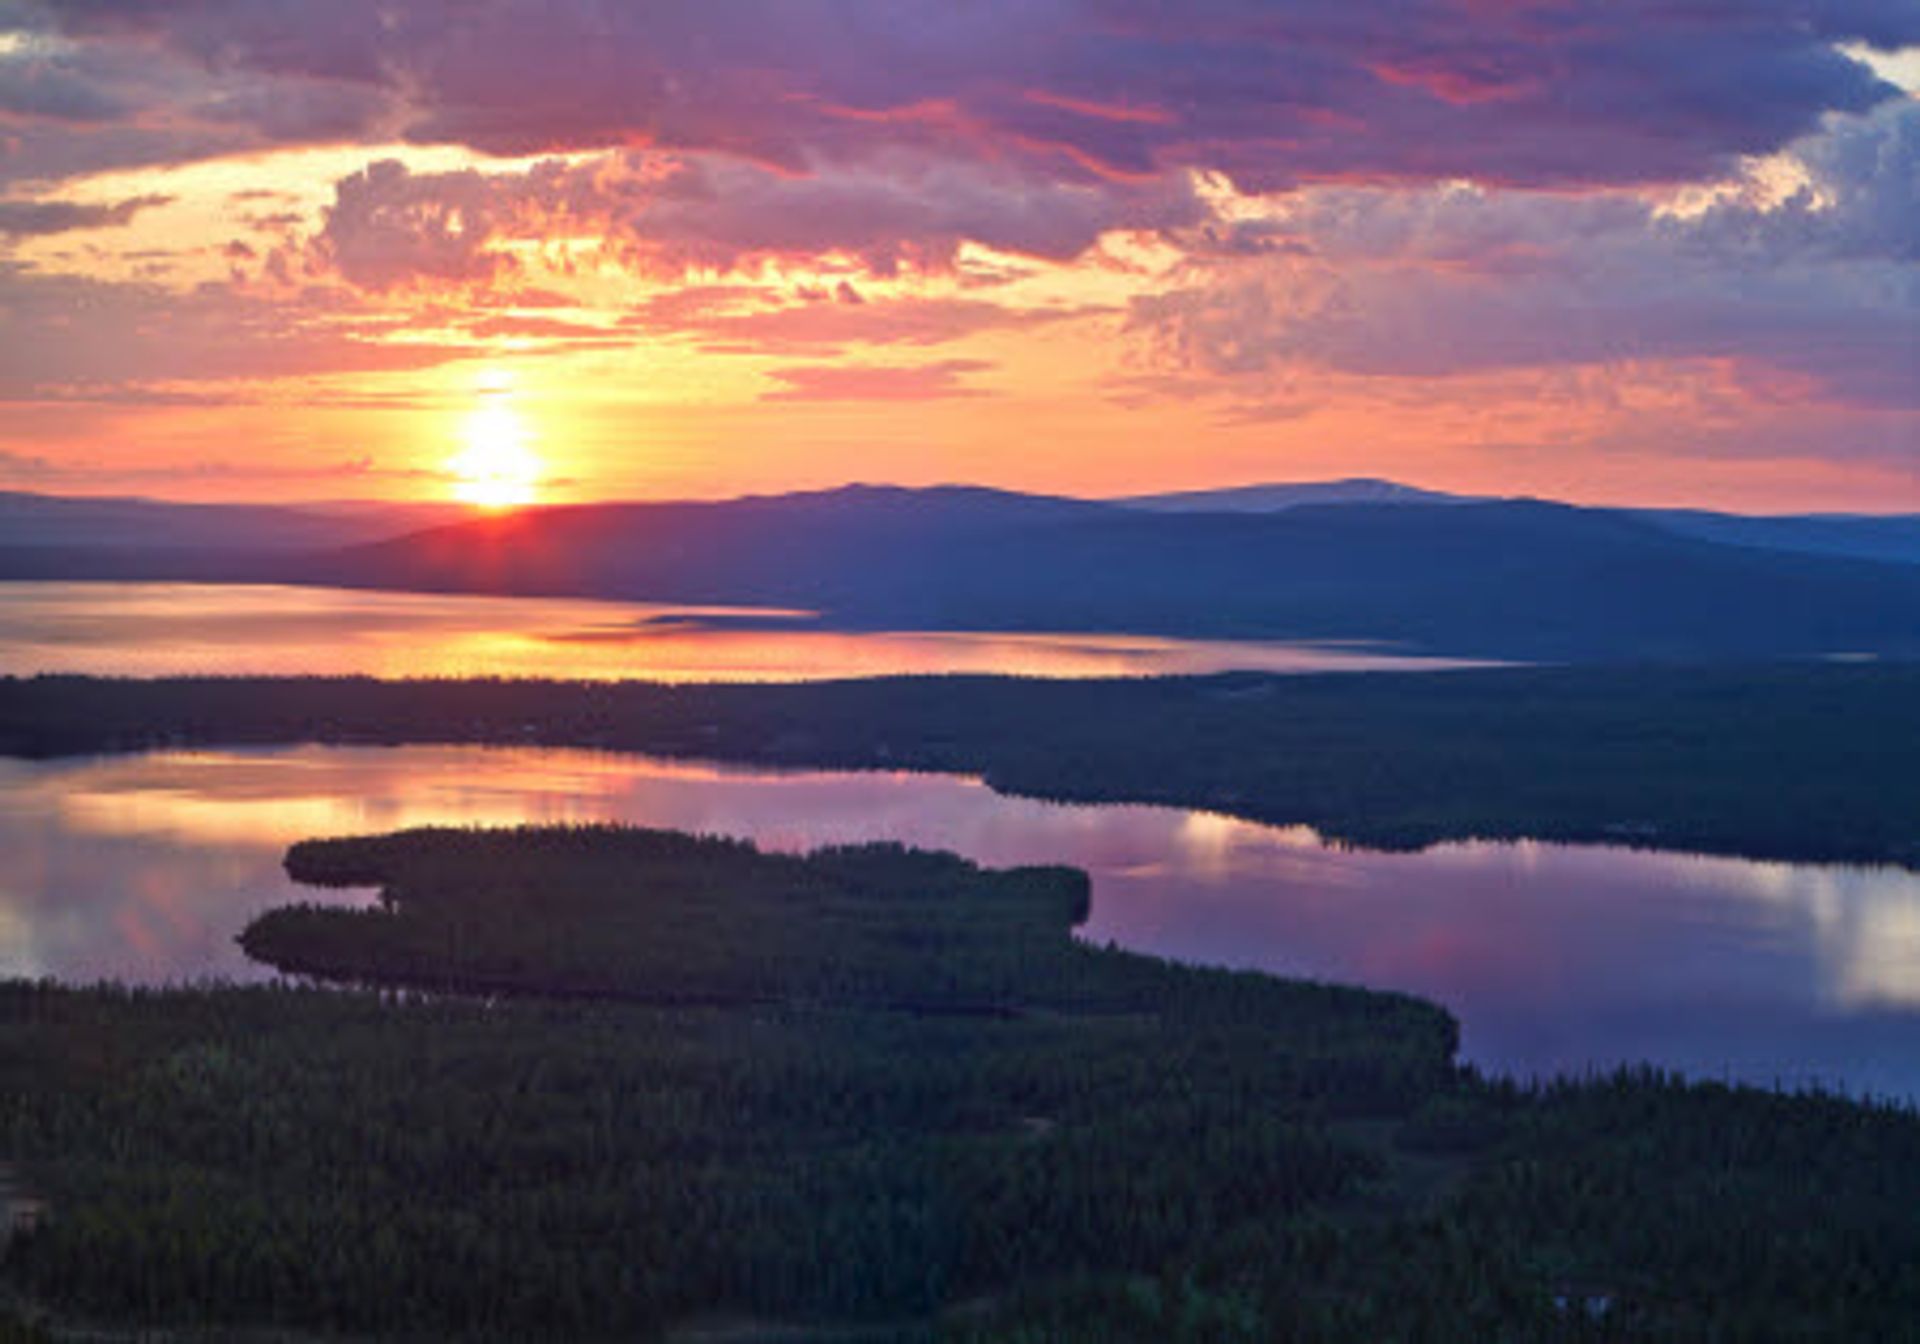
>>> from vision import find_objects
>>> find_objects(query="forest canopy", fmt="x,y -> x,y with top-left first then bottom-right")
5,825 -> 1920,1340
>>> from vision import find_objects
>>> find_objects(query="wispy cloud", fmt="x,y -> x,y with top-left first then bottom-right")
0,192 -> 171,235
761,358 -> 993,401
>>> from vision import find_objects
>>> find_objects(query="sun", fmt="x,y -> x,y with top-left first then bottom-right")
449,401 -> 542,509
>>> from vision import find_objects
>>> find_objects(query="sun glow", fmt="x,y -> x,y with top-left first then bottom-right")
449,400 -> 542,509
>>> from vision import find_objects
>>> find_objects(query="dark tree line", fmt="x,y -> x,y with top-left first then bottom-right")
5,662 -> 1920,866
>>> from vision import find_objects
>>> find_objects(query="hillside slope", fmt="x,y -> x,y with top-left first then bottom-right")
300,489 -> 1920,660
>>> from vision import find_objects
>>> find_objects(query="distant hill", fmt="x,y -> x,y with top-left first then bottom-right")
1633,509 -> 1920,567
9,482 -> 1920,661
308,483 -> 1117,612
1115,480 -> 1920,568
295,487 -> 1920,661
1118,477 -> 1477,511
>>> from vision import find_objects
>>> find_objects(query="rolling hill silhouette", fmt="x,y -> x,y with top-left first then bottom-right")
294,486 -> 1920,661
6,482 -> 1920,660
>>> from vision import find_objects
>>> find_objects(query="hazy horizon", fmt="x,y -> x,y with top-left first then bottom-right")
9,474 -> 1920,519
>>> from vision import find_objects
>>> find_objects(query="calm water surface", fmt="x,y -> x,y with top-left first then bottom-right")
0,581 -> 1496,680
6,745 -> 1918,1101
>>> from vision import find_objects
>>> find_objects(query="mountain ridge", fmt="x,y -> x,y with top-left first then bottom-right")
290,490 -> 1920,662
7,481 -> 1920,662
1116,477 -> 1481,511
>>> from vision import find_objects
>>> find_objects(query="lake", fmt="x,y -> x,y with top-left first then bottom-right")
0,581 -> 1497,681
7,744 -> 1919,1102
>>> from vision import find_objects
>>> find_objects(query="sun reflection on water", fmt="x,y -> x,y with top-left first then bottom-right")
0,582 -> 1504,682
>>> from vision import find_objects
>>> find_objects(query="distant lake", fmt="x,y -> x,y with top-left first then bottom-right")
7,745 -> 1918,1102
0,581 -> 1499,680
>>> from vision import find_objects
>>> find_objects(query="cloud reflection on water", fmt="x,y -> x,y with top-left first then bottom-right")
4,744 -> 1918,1099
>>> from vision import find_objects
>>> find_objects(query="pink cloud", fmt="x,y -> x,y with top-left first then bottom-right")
0,266 -> 482,393
635,292 -> 1107,356
761,358 -> 993,401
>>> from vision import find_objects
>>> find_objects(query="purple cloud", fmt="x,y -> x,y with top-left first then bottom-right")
1128,100 -> 1920,409
0,23 -> 394,186
303,151 -> 1203,290
313,159 -> 533,291
0,191 -> 170,235
21,1 -> 1918,188
5,0 -> 1914,462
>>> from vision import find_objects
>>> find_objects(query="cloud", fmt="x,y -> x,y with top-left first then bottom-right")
0,122 -> 254,188
6,0 -> 1915,503
0,20 -> 395,187
761,357 -> 992,401
0,443 -> 461,490
189,75 -> 392,145
15,3 -> 1919,324
462,312 -> 614,342
0,264 -> 480,394
1128,99 -> 1920,409
299,150 -> 1204,292
21,1 -> 1919,190
1684,98 -> 1920,263
627,288 -> 1108,355
0,445 -> 57,477
598,151 -> 1206,274
313,158 -> 534,291
0,190 -> 170,235
0,25 -> 144,123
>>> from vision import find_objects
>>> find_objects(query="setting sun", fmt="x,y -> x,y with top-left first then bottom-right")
449,401 -> 542,509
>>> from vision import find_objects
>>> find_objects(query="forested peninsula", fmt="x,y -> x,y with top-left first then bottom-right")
5,825 -> 1920,1340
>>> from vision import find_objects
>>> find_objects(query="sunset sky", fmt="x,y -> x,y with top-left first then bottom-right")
0,1 -> 1916,511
